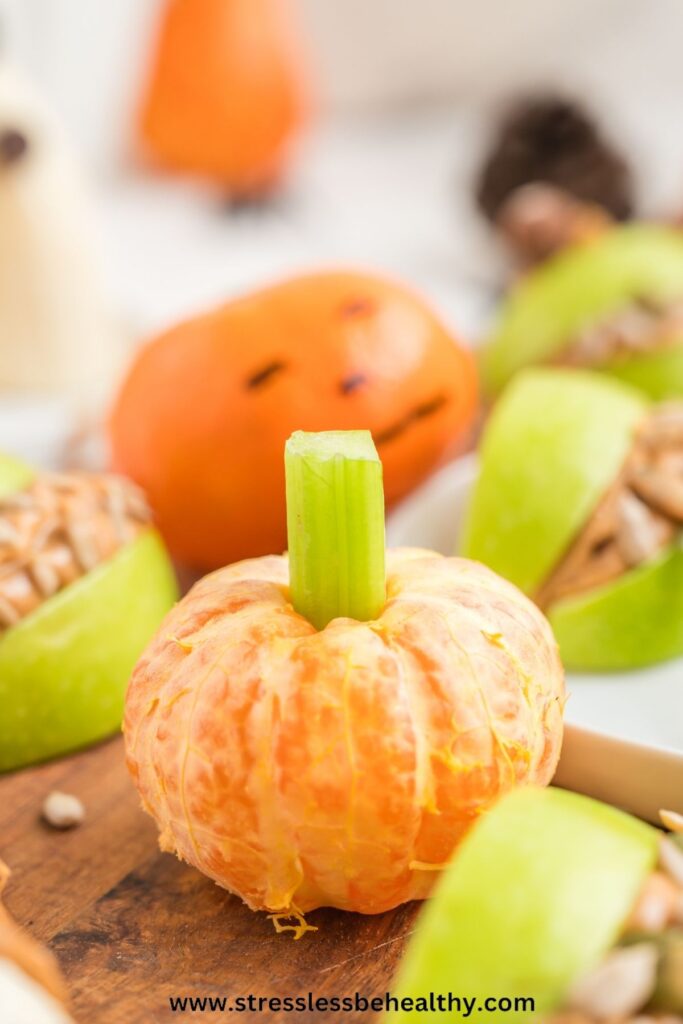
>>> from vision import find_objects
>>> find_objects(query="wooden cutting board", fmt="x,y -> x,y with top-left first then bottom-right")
0,738 -> 419,1023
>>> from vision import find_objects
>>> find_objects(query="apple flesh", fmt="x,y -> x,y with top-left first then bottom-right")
0,529 -> 178,772
389,787 -> 658,1023
481,224 -> 683,398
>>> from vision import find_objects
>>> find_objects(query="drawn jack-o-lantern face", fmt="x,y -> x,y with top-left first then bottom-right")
110,271 -> 479,569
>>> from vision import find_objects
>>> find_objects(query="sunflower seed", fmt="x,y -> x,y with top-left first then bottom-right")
616,492 -> 666,566
640,405 -> 683,448
661,809 -> 683,833
628,872 -> 682,932
0,595 -> 19,627
125,489 -> 151,523
660,837 -> 683,887
567,943 -> 658,1019
42,790 -> 85,829
43,472 -> 80,493
0,519 -> 21,546
29,559 -> 60,598
631,468 -> 683,521
0,491 -> 33,511
66,521 -> 99,572
104,481 -> 130,543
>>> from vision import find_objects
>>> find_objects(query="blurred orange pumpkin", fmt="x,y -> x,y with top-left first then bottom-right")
138,0 -> 310,196
109,271 -> 479,570
124,549 -> 564,916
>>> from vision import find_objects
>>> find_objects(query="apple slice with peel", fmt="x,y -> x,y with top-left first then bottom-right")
549,545 -> 683,670
0,530 -> 177,772
462,368 -> 683,670
463,368 -> 646,595
388,787 -> 658,1023
481,224 -> 683,399
0,456 -> 178,772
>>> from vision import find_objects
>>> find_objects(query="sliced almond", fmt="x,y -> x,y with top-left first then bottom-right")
567,943 -> 658,1020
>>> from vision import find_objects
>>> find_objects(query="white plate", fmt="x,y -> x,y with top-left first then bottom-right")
387,455 -> 683,823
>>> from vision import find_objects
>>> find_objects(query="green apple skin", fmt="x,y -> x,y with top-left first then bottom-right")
605,344 -> 683,401
481,224 -> 683,398
0,529 -> 178,772
462,368 -> 647,595
550,544 -> 683,670
388,787 -> 658,1023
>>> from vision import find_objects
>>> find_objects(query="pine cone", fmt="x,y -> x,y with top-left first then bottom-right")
476,96 -> 634,223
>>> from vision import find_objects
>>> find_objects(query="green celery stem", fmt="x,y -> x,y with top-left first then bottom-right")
285,430 -> 387,631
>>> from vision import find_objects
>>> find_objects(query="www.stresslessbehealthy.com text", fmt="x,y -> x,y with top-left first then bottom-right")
168,992 -> 536,1015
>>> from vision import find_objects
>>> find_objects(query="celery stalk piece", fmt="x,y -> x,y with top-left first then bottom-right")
285,430 -> 386,630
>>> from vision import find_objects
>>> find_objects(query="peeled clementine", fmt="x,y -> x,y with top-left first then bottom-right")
138,0 -> 310,195
109,271 -> 479,570
124,549 -> 564,917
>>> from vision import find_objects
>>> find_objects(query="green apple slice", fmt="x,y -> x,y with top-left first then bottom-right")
462,368 -> 647,595
388,787 -> 658,1023
481,224 -> 683,398
549,544 -> 683,670
0,529 -> 177,772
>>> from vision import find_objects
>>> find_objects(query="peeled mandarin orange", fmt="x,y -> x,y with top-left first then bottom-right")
124,548 -> 564,917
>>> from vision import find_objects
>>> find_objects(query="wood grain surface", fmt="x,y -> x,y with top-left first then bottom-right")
0,737 -> 419,1023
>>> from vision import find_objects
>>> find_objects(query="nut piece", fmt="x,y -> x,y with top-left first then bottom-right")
661,809 -> 683,834
616,491 -> 670,567
41,791 -> 85,830
627,871 -> 682,932
567,943 -> 658,1019
497,183 -> 611,267
660,837 -> 683,888
631,469 -> 683,523
641,404 -> 683,449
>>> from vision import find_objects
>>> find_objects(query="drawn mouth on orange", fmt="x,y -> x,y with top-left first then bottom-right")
374,393 -> 450,445
244,361 -> 450,444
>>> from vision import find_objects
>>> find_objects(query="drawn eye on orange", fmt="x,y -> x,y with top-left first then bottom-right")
245,360 -> 288,390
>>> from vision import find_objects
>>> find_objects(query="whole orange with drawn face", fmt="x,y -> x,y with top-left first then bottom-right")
109,271 -> 478,570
